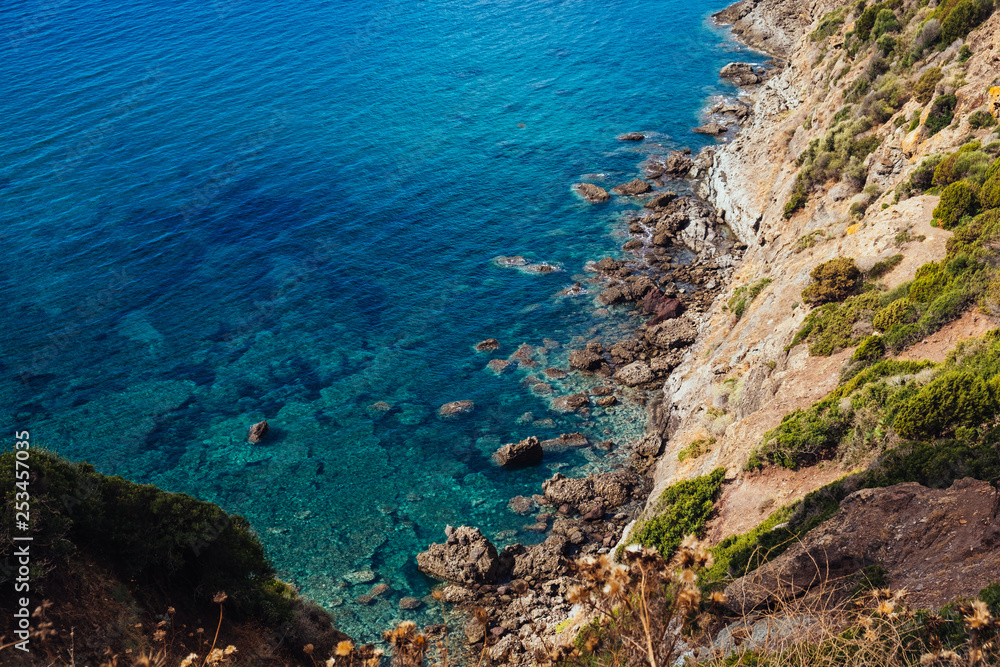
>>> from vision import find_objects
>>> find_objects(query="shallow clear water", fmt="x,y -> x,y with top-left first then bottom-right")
1,0 -> 762,638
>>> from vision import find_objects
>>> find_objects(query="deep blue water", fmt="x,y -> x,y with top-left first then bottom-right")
1,0 -> 761,639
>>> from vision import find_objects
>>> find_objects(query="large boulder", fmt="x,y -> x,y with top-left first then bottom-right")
417,526 -> 500,585
719,62 -> 761,86
542,470 -> 640,510
614,360 -> 655,386
644,318 -> 697,350
493,436 -> 543,469
641,290 -> 684,323
568,348 -> 603,371
693,122 -> 729,135
574,183 -> 610,203
612,179 -> 652,195
644,191 -> 678,209
617,132 -> 645,141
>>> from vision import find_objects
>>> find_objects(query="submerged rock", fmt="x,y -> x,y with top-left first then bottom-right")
574,183 -> 610,203
247,420 -> 269,443
438,400 -> 475,418
493,436 -> 544,469
417,526 -> 500,585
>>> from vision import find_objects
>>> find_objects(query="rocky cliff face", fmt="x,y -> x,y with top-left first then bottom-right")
648,0 -> 1000,576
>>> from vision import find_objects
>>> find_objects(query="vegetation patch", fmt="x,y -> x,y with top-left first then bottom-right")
727,278 -> 773,320
677,437 -> 716,462
627,468 -> 726,559
802,258 -> 863,305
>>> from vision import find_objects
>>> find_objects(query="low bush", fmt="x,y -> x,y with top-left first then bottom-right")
894,369 -> 998,439
981,174 -> 1000,209
868,253 -> 903,279
914,67 -> 943,104
933,180 -> 980,228
802,258 -> 862,305
728,278 -> 773,320
872,8 -> 902,38
940,0 -> 995,44
926,94 -> 958,135
792,291 -> 882,356
629,468 -> 726,559
873,297 -> 915,331
852,334 -> 887,362
810,7 -> 846,41
969,109 -> 998,129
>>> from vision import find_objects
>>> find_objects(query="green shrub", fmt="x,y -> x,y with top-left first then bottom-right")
926,94 -> 958,136
868,253 -> 903,279
933,180 -> 980,228
630,468 -> 726,559
0,450 -> 292,623
792,291 -> 882,356
852,335 -> 887,362
748,403 -> 851,469
810,7 -> 847,41
981,174 -> 1000,209
914,67 -> 943,104
909,154 -> 945,192
856,4 -> 883,40
876,34 -> 897,53
909,262 -> 952,301
969,109 -> 998,130
728,278 -> 773,319
873,297 -> 914,331
989,157 -> 1000,181
940,0 -> 994,43
677,437 -> 716,462
893,370 -> 998,439
802,257 -> 863,305
872,8 -> 901,37
784,181 -> 808,219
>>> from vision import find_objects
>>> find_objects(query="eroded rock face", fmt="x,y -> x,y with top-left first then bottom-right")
493,436 -> 543,469
713,0 -> 812,57
417,526 -> 500,585
574,182 -> 610,202
724,479 -> 1000,613
247,420 -> 269,443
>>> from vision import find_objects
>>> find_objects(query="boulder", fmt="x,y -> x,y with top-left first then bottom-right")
542,470 -> 640,510
493,436 -> 544,469
417,526 -> 500,585
475,338 -> 500,352
644,191 -> 678,209
614,360 -> 655,386
511,534 -> 572,580
641,290 -> 684,323
438,400 -> 475,418
574,183 -> 610,203
611,178 -> 652,195
645,318 -> 697,350
568,348 -> 603,371
247,420 -> 269,443
693,122 -> 728,135
719,62 -> 761,86
663,151 -> 695,176
550,392 -> 590,413
617,132 -> 645,141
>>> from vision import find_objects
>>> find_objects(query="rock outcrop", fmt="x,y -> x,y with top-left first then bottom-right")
574,183 -> 610,202
247,420 -> 269,443
612,178 -> 652,195
725,479 -> 1000,613
417,526 -> 500,585
493,436 -> 544,469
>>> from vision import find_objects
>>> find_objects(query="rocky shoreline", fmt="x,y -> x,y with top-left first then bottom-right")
410,32 -> 773,664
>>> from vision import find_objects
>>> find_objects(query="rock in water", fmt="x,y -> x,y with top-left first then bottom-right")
475,338 -> 500,352
719,62 -> 760,86
617,132 -> 645,141
416,526 -> 500,585
247,420 -> 269,443
438,400 -> 475,418
692,122 -> 728,135
611,179 -> 652,195
644,191 -> 677,209
573,183 -> 610,203
493,436 -> 543,469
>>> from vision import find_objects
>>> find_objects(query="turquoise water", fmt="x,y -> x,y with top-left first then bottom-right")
1,0 -> 761,638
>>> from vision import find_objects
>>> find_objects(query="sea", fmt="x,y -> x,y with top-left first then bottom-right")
0,0 -> 763,639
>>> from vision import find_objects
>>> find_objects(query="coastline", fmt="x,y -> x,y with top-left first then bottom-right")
408,7 -> 780,661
